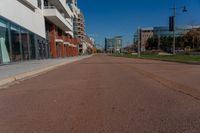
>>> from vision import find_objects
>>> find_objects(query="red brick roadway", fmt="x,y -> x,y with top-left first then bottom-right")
0,55 -> 200,133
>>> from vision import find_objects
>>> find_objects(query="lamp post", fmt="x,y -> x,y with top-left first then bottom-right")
170,4 -> 187,55
137,26 -> 141,57
157,28 -> 161,50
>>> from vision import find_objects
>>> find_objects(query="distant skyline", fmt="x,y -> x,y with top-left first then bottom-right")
78,0 -> 200,47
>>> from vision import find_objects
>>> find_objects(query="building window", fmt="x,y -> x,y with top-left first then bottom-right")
37,0 -> 42,9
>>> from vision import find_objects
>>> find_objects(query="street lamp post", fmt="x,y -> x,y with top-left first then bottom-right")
172,4 -> 176,55
157,28 -> 161,50
137,26 -> 141,57
170,4 -> 187,55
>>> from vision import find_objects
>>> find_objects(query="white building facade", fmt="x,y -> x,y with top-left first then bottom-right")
0,0 -> 80,64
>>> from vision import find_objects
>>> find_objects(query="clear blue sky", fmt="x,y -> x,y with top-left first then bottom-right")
78,0 -> 200,47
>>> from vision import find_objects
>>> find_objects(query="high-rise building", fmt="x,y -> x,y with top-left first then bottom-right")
105,36 -> 123,53
67,0 -> 95,55
44,0 -> 77,58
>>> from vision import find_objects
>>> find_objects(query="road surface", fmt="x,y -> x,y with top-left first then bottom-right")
0,55 -> 200,133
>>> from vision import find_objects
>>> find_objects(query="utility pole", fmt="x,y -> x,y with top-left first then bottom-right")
137,26 -> 141,57
170,2 -> 187,55
158,29 -> 161,50
172,3 -> 176,55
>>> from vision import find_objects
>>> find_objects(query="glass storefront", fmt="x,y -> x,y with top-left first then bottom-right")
37,36 -> 49,59
29,33 -> 36,59
0,17 -> 49,64
21,29 -> 29,60
0,19 -> 10,64
11,24 -> 21,61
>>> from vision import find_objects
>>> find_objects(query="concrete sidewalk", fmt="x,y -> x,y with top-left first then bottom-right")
0,55 -> 92,87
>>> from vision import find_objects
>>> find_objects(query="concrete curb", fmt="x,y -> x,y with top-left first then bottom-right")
0,55 -> 92,87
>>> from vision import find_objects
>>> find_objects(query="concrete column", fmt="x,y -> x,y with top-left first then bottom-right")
7,22 -> 12,62
50,25 -> 57,58
66,45 -> 69,57
61,43 -> 65,57
61,35 -> 65,57
19,28 -> 23,61
27,32 -> 31,60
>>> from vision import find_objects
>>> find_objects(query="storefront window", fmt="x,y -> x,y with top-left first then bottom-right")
0,18 -> 48,63
29,33 -> 36,59
11,24 -> 21,61
0,18 -> 10,64
21,29 -> 29,60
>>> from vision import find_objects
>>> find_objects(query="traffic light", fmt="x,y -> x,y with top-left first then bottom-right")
169,16 -> 174,31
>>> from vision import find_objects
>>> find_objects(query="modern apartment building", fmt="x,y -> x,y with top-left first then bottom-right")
43,0 -> 78,58
75,12 -> 85,54
83,35 -> 96,54
105,36 -> 123,53
67,0 -> 95,55
0,0 -> 85,64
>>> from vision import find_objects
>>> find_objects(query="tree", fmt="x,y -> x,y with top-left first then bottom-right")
147,37 -> 158,50
182,28 -> 200,49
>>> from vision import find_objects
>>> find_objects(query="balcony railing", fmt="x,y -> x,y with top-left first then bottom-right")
56,35 -> 63,40
64,37 -> 72,43
43,6 -> 73,31
46,0 -> 74,18
44,6 -> 64,16
21,0 -> 38,9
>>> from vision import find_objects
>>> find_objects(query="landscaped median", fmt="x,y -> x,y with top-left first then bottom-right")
112,53 -> 200,65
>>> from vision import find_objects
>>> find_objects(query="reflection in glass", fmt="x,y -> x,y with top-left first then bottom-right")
0,18 -> 10,63
21,29 -> 29,60
11,24 -> 21,61
29,33 -> 36,59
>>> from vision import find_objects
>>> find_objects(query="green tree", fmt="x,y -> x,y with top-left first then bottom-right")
159,36 -> 173,52
182,28 -> 200,49
147,37 -> 158,50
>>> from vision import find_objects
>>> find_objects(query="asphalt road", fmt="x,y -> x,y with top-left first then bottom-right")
0,55 -> 200,133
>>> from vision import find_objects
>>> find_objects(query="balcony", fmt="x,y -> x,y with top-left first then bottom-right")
43,6 -> 73,31
55,35 -> 63,43
47,0 -> 73,18
73,38 -> 81,45
64,37 -> 72,45
20,0 -> 38,9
